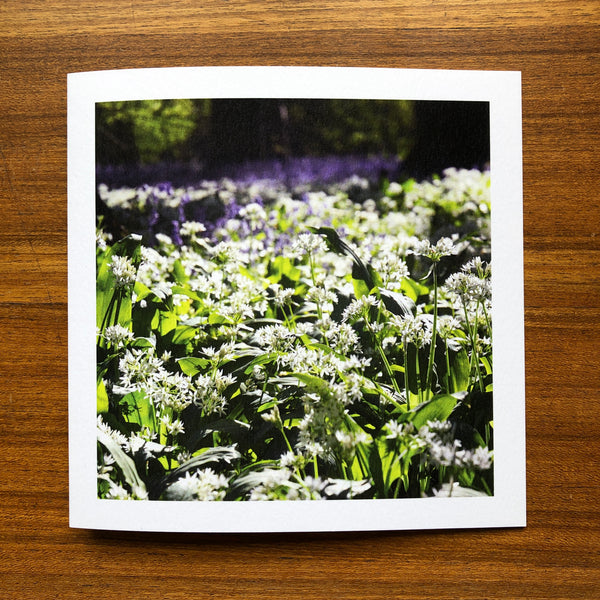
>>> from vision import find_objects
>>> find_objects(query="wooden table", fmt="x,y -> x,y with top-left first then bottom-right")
1,2 -> 598,598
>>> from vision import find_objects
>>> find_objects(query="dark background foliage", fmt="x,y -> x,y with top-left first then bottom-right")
96,99 -> 490,182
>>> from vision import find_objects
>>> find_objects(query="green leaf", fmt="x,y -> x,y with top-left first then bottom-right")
183,419 -> 251,453
97,428 -> 147,495
120,391 -> 153,428
243,353 -> 278,375
379,289 -> 415,317
171,285 -> 202,302
228,466 -> 289,496
97,380 -> 109,413
353,277 -> 370,299
156,310 -> 177,335
268,255 -> 301,283
450,349 -> 471,392
172,259 -> 188,284
96,234 -> 142,331
177,357 -> 210,376
288,373 -> 331,398
133,281 -> 153,301
368,443 -> 386,497
404,394 -> 458,429
163,446 -> 241,486
481,355 -> 493,376
171,324 -> 198,345
208,313 -> 234,325
400,277 -> 429,303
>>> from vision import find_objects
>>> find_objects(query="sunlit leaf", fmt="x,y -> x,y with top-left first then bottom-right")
404,393 -> 458,429
97,428 -> 147,495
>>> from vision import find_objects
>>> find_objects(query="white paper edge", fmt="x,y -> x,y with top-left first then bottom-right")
68,66 -> 525,533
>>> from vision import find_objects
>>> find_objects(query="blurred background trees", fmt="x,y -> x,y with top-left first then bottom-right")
96,98 -> 489,180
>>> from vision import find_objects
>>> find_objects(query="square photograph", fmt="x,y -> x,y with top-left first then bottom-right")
69,67 -> 525,532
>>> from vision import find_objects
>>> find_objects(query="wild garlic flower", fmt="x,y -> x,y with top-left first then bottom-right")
330,322 -> 360,355
411,237 -> 458,262
165,469 -> 229,501
97,414 -> 128,447
384,420 -> 416,440
96,229 -> 112,251
306,286 -> 337,309
105,482 -> 131,500
203,341 -> 236,365
443,272 -> 491,304
270,283 -> 295,307
103,324 -> 134,348
160,415 -> 185,436
239,202 -> 267,231
392,313 -> 433,349
155,233 -> 173,247
193,370 -> 233,415
371,253 -> 409,289
261,405 -> 283,428
211,241 -> 246,265
254,324 -> 296,353
289,232 -> 328,258
436,315 -> 461,339
180,221 -> 207,238
124,433 -> 172,462
342,295 -> 379,323
296,378 -> 357,462
109,254 -> 137,287
279,451 -> 305,470
418,420 -> 493,471
248,468 -> 294,501
462,256 -> 491,279
138,246 -> 170,286
335,430 -> 369,460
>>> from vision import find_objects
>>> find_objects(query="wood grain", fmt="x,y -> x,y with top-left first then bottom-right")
1,1 -> 599,598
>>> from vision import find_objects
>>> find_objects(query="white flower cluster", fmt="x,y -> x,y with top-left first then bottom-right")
247,469 -> 325,501
165,468 -> 229,501
411,236 -> 458,262
114,345 -> 233,416
391,313 -> 433,349
418,420 -> 493,470
102,323 -> 134,348
342,295 -> 379,323
238,202 -> 267,231
289,232 -> 329,258
180,220 -> 207,238
254,323 -> 296,354
109,254 -> 137,287
443,272 -> 491,304
296,373 -> 366,462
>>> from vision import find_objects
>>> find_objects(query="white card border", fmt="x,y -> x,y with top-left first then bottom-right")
68,66 -> 525,533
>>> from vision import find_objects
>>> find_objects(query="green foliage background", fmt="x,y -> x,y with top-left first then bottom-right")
96,98 -> 415,165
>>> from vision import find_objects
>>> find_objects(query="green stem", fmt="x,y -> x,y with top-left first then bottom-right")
281,303 -> 293,330
99,292 -> 118,341
444,339 -> 451,394
472,302 -> 485,393
415,350 -> 423,405
461,300 -> 484,392
425,264 -> 438,399
365,312 -> 401,395
481,299 -> 492,342
404,345 -> 411,410
279,425 -> 294,455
